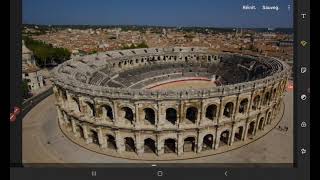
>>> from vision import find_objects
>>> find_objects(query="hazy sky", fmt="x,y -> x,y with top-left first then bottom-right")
23,0 -> 293,28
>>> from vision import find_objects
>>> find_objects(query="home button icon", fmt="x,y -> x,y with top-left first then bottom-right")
157,171 -> 163,177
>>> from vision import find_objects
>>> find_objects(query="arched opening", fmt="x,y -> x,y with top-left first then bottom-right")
202,134 -> 214,150
144,138 -> 156,154
272,88 -> 277,100
102,105 -> 113,120
164,139 -> 176,153
223,102 -> 234,118
248,121 -> 255,137
144,108 -> 155,125
89,130 -> 99,145
239,99 -> 249,114
166,108 -> 177,125
234,126 -> 244,141
124,137 -> 135,152
219,130 -> 230,146
267,112 -> 272,124
121,107 -> 134,123
186,107 -> 198,123
205,104 -> 217,120
85,101 -> 96,117
258,117 -> 264,130
263,92 -> 271,105
252,95 -> 260,110
76,125 -> 84,138
61,90 -> 67,101
183,137 -> 196,152
106,135 -> 116,150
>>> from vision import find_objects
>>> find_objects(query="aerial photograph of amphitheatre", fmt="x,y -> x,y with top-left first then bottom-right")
21,0 -> 293,166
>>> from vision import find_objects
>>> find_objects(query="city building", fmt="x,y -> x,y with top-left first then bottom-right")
22,40 -> 45,92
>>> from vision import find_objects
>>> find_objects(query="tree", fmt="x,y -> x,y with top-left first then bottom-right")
21,79 -> 31,99
23,36 -> 71,67
136,41 -> 148,48
121,42 -> 148,50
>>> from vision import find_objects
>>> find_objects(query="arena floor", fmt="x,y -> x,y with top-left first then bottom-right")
146,78 -> 216,90
22,82 -> 294,166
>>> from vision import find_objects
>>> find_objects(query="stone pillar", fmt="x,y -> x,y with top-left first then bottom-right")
270,110 -> 275,124
177,137 -> 182,156
262,117 -> 266,130
178,101 -> 184,128
82,125 -> 89,144
112,102 -> 118,126
156,102 -> 161,129
233,96 -> 240,120
134,103 -> 140,128
241,125 -> 246,140
177,133 -> 183,156
243,119 -> 250,141
136,134 -> 144,156
230,124 -> 236,146
62,112 -> 69,125
199,100 -> 204,125
115,131 -> 124,153
243,121 -> 249,141
176,106 -> 180,127
71,119 -> 77,135
57,107 -> 64,125
249,91 -> 255,112
197,132 -> 203,153
217,98 -> 223,124
196,101 -> 203,126
157,137 -> 164,155
263,113 -> 269,127
214,129 -> 220,149
97,128 -> 106,148
253,118 -> 259,135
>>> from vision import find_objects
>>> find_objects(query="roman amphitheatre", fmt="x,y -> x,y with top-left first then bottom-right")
45,47 -> 291,161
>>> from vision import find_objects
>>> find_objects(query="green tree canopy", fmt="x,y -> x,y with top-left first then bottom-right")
23,36 -> 71,67
121,42 -> 148,50
21,79 -> 31,99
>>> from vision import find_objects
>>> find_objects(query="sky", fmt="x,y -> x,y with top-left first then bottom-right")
23,0 -> 293,28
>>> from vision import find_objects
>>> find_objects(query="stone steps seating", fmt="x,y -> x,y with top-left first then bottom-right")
89,71 -> 106,85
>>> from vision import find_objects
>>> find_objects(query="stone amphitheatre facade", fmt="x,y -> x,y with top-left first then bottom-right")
52,47 -> 290,160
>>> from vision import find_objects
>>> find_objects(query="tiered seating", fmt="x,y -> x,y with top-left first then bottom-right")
89,71 -> 106,85
106,80 -> 125,88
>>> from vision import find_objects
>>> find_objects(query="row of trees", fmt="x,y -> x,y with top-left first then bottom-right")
23,36 -> 71,67
121,42 -> 149,50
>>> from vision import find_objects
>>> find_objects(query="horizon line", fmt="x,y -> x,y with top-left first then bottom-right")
22,23 -> 293,29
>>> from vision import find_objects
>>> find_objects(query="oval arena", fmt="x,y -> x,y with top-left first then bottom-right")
52,47 -> 290,160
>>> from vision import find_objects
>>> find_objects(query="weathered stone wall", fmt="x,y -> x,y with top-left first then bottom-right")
52,47 -> 290,159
